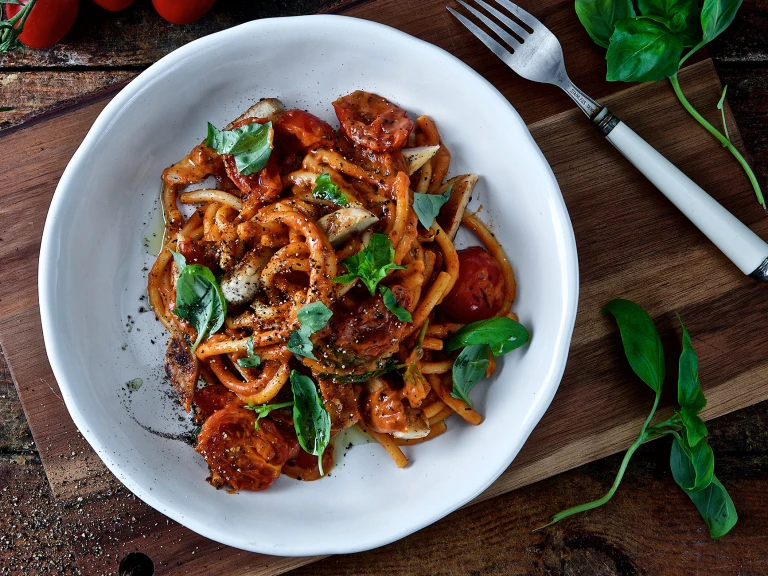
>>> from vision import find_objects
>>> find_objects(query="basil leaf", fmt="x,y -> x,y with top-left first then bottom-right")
679,475 -> 738,538
451,344 -> 490,408
290,370 -> 331,476
206,121 -> 273,176
606,18 -> 684,82
333,233 -> 406,295
245,400 -> 293,431
379,285 -> 412,322
0,106 -> 15,112
576,0 -> 636,48
297,301 -> 333,333
670,433 -> 714,491
603,299 -> 665,394
287,301 -> 333,360
237,336 -> 262,368
413,183 -> 453,230
312,173 -> 348,206
287,329 -> 316,360
677,315 -> 706,414
700,0 -> 742,43
679,407 -> 708,446
638,0 -> 700,45
170,250 -> 227,353
444,317 -> 530,354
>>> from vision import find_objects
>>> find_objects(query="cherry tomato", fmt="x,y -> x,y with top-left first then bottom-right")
6,0 -> 80,49
441,247 -> 506,324
196,405 -> 290,491
275,109 -> 335,150
91,0 -> 135,11
333,91 -> 413,152
151,0 -> 216,24
192,383 -> 236,424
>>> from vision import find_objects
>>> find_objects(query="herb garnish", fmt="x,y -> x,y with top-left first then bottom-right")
206,121 -> 273,176
244,400 -> 293,431
237,336 -> 261,368
412,183 -> 453,230
575,0 -> 763,207
446,317 -> 531,407
379,285 -> 412,322
287,301 -> 333,360
169,250 -> 227,353
544,299 -> 737,538
290,370 -> 332,476
333,233 -> 406,295
312,173 -> 349,206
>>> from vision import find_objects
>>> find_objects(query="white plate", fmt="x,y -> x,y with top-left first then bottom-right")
39,15 -> 578,556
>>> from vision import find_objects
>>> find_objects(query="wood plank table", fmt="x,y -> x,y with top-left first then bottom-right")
2,1 -> 768,574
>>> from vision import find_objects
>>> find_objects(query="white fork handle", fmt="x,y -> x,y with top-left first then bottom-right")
606,121 -> 768,277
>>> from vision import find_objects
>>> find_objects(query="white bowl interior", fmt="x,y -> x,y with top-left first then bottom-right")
39,15 -> 578,555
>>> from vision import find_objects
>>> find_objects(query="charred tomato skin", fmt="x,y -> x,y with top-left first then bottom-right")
441,247 -> 505,324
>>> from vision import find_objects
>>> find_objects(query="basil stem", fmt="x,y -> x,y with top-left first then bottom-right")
669,73 -> 764,208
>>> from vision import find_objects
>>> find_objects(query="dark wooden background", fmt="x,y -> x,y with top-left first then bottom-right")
1,1 -> 767,574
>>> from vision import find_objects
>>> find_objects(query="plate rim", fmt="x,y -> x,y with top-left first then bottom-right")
38,13 -> 579,556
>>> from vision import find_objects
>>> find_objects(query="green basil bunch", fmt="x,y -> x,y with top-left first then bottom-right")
576,0 -> 763,208
545,299 -> 737,538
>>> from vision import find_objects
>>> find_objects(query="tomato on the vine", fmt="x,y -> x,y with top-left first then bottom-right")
5,0 -> 79,50
441,246 -> 506,324
151,0 -> 216,25
91,0 -> 136,11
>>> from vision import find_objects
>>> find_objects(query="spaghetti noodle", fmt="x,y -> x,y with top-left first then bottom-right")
148,91 -> 520,491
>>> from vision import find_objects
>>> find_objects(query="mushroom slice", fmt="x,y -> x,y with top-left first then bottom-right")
391,406 -> 430,440
225,98 -> 285,129
165,333 -> 199,412
435,174 -> 479,240
317,207 -> 379,247
220,248 -> 275,306
402,145 -> 440,175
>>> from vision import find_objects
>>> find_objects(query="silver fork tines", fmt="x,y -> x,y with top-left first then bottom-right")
448,0 -> 599,117
447,0 -> 768,281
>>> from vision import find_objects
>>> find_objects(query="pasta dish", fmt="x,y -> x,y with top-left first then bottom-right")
148,91 -> 528,491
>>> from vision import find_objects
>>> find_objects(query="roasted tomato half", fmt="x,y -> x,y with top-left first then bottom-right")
192,383 -> 237,424
275,109 -> 335,150
196,405 -> 290,491
333,91 -> 413,152
441,246 -> 505,323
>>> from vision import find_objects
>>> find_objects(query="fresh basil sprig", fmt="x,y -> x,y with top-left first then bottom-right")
451,345 -> 491,407
287,301 -> 333,360
333,233 -> 406,295
544,299 -> 737,539
379,285 -> 412,322
244,400 -> 293,431
575,0 -> 763,207
237,336 -> 261,368
312,173 -> 348,206
446,317 -> 531,407
575,0 -> 636,48
169,250 -> 227,353
290,370 -> 332,476
206,121 -> 273,176
413,183 -> 453,230
445,317 -> 530,355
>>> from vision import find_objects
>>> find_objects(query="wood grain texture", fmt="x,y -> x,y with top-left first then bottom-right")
1,0 -> 768,573
3,351 -> 767,575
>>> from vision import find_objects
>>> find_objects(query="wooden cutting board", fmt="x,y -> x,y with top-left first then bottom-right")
1,0 -> 767,573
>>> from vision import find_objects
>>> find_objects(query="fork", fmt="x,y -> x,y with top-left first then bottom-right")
448,0 -> 768,281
